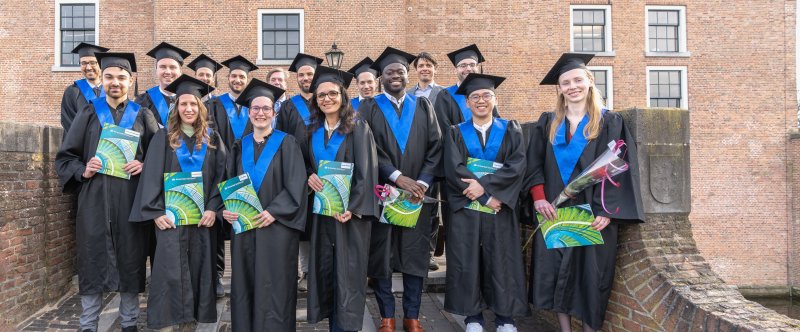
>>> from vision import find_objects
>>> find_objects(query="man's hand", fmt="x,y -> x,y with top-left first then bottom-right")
396,175 -> 426,198
83,157 -> 103,178
461,178 -> 485,201
486,197 -> 502,213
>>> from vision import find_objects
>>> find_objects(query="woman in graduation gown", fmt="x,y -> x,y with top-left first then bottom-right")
129,75 -> 227,330
304,67 -> 380,332
222,78 -> 308,332
442,74 -> 529,332
525,53 -> 644,331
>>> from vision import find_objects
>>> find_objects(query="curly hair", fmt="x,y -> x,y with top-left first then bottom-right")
307,81 -> 355,138
167,94 -> 216,150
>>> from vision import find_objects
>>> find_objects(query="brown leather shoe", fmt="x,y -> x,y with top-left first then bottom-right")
403,318 -> 424,332
378,318 -> 395,332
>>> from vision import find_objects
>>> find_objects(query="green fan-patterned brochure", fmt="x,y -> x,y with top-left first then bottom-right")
465,157 -> 503,214
218,173 -> 264,234
164,171 -> 204,226
379,188 -> 422,228
536,203 -> 604,249
96,123 -> 140,179
313,160 -> 354,217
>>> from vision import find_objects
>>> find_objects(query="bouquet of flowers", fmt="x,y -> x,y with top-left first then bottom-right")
374,184 -> 443,228
551,140 -> 629,214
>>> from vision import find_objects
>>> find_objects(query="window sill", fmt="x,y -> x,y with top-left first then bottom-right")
645,51 -> 691,57
256,59 -> 293,66
52,65 -> 81,72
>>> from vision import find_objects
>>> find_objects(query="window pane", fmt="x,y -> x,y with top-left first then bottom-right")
76,5 -> 86,17
668,11 -> 678,25
264,31 -> 274,44
276,31 -> 286,44
583,11 -> 593,24
594,10 -> 604,24
87,5 -> 95,16
86,31 -> 94,42
287,15 -> 299,29
658,11 -> 668,24
63,17 -> 72,29
669,71 -> 679,83
276,45 -> 287,59
62,5 -> 72,17
275,15 -> 286,29
264,45 -> 275,59
648,10 -> 657,23
669,84 -> 680,97
287,45 -> 299,59
649,26 -> 657,39
287,31 -> 298,44
263,15 -> 274,29
573,10 -> 582,24
573,39 -> 581,51
657,39 -> 667,52
594,39 -> 603,52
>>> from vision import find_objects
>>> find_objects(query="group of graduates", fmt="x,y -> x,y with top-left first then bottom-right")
55,40 -> 644,332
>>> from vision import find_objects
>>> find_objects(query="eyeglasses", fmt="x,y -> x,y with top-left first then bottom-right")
456,63 -> 478,69
468,92 -> 495,102
250,106 -> 274,114
80,61 -> 98,67
316,91 -> 341,101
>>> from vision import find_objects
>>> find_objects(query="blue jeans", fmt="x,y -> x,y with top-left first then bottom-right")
80,292 -> 139,331
372,274 -> 424,319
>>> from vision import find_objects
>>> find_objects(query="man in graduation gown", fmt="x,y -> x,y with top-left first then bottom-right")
55,52 -> 160,332
346,57 -> 379,111
60,42 -> 110,138
223,79 -> 308,332
525,53 -> 645,331
134,42 -> 190,127
358,47 -> 442,332
304,66 -> 381,332
275,52 -> 323,292
442,73 -> 529,332
188,53 -> 222,102
129,75 -> 227,329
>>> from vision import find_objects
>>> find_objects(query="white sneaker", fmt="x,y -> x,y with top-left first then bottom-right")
497,324 -> 518,332
465,322 -> 483,332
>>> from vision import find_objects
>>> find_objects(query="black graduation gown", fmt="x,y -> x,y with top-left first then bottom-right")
357,95 -> 443,278
305,121 -> 380,331
206,95 -> 254,149
135,89 -> 174,127
442,119 -> 530,318
524,111 -> 644,330
275,94 -> 314,239
60,82 -> 100,138
432,89 -> 501,137
129,129 -> 227,329
227,133 -> 308,332
55,100 -> 159,295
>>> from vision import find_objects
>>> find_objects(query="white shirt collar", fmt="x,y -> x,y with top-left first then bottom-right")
86,79 -> 101,88
324,119 -> 341,132
473,117 -> 493,143
358,95 -> 365,101
160,87 -> 175,97
383,91 -> 406,108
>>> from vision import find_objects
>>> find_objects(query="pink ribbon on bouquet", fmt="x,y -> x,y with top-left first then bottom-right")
599,140 -> 629,214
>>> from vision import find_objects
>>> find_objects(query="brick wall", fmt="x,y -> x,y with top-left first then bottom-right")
788,132 -> 800,294
0,123 -> 74,329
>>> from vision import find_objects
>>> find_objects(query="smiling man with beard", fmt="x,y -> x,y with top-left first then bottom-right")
135,42 -> 190,127
358,47 -> 442,332
206,55 -> 259,148
60,42 -> 110,137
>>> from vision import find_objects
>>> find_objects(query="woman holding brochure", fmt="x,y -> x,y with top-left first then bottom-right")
303,66 -> 380,332
524,53 -> 644,331
220,78 -> 308,332
129,75 -> 227,330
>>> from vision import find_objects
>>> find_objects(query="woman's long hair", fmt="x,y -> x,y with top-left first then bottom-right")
548,68 -> 606,143
307,81 -> 356,137
167,94 -> 215,150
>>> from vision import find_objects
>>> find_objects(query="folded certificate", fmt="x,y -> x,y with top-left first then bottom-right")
464,157 -> 503,214
313,160 -> 354,217
95,123 -> 140,179
218,173 -> 264,234
378,186 -> 422,228
536,204 -> 604,249
164,172 -> 204,226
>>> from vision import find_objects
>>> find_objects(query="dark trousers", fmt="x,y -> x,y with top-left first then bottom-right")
216,218 -> 227,280
372,274 -> 423,319
465,312 -> 515,327
328,253 -> 355,332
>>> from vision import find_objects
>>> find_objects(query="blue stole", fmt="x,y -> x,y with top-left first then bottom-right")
311,126 -> 345,164
75,79 -> 104,102
350,97 -> 360,112
458,118 -> 507,162
241,131 -> 287,192
374,93 -> 416,155
446,84 -> 470,122
175,130 -> 210,172
92,97 -> 140,130
291,94 -> 311,126
146,86 -> 170,125
552,114 -> 590,186
218,93 -> 249,140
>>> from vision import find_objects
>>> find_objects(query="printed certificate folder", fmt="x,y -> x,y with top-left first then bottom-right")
378,186 -> 423,228
218,173 -> 264,234
95,123 -> 140,179
465,157 -> 503,214
536,203 -> 604,249
313,160 -> 354,217
164,171 -> 204,226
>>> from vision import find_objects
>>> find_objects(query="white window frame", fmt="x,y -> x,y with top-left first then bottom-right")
570,5 -> 615,57
257,9 -> 304,66
588,66 -> 614,109
646,66 -> 688,109
52,0 -> 99,72
644,5 -> 690,57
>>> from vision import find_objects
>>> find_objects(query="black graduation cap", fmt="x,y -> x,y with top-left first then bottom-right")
446,44 -> 485,66
164,75 -> 215,98
187,54 -> 222,73
370,47 -> 416,74
71,42 -> 109,58
311,66 -> 354,91
455,73 -> 506,96
95,52 -> 137,73
288,53 -> 323,72
540,53 -> 595,85
234,78 -> 286,107
221,55 -> 258,74
347,57 -> 377,78
146,42 -> 191,65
